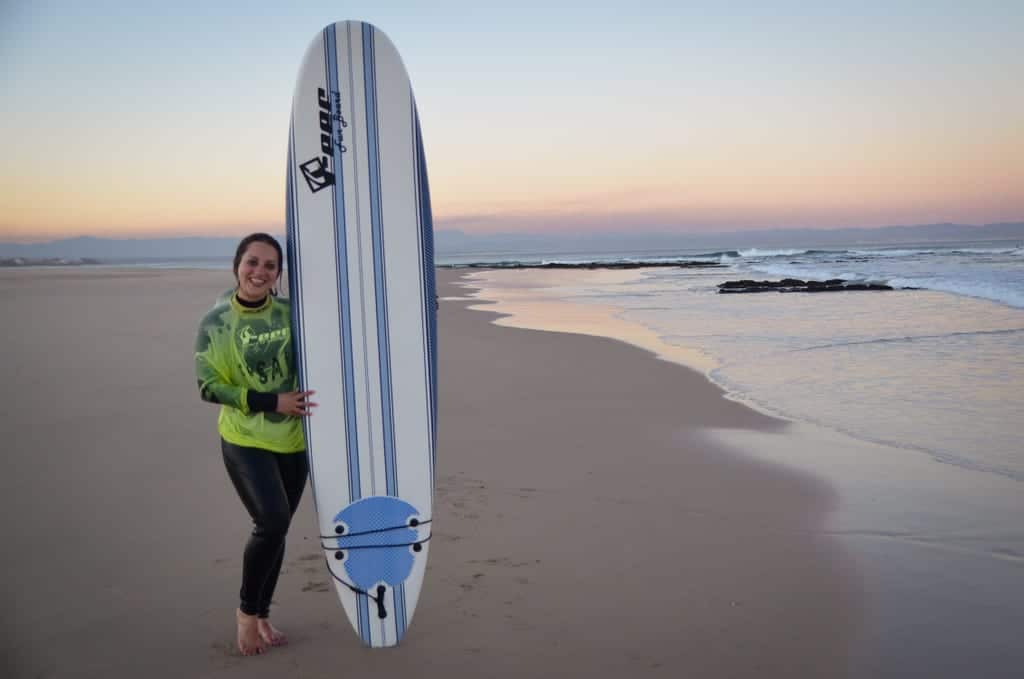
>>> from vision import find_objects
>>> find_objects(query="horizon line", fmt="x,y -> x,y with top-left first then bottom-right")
2,219 -> 1023,246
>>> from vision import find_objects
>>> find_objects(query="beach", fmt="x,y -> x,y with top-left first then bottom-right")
461,261 -> 1024,678
2,267 -> 858,678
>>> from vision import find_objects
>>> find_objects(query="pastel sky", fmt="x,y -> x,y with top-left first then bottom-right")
2,0 -> 1022,242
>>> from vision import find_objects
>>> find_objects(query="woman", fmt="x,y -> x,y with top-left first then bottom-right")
194,233 -> 317,656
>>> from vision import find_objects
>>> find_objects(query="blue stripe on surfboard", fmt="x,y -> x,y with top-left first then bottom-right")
394,582 -> 407,643
362,23 -> 399,504
414,108 -> 439,482
362,23 -> 404,643
397,582 -> 407,641
286,126 -> 315,500
410,104 -> 435,490
344,23 -> 373,643
325,25 -> 360,506
342,28 -> 376,498
399,79 -> 430,648
326,24 -> 371,645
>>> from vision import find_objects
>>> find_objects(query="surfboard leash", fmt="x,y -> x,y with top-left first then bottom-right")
318,532 -> 432,552
319,517 -> 432,540
318,529 -> 434,620
322,567 -> 390,618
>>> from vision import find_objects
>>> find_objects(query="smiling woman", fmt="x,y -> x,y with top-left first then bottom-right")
193,231 -> 318,656
234,234 -> 283,301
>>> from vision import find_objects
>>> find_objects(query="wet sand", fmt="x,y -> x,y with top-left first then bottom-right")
1,267 -> 858,678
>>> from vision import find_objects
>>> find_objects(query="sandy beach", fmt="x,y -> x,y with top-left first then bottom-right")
2,267 -> 858,678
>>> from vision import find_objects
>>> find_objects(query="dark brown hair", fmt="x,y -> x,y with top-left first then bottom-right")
233,233 -> 284,295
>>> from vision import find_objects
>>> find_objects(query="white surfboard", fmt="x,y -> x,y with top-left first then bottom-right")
285,20 -> 437,648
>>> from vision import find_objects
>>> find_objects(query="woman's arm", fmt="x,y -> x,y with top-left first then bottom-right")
194,323 -> 251,412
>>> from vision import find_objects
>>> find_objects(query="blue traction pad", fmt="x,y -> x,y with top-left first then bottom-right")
330,496 -> 423,590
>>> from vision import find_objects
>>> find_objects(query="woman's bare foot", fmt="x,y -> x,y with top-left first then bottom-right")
258,618 -> 288,647
236,609 -> 266,656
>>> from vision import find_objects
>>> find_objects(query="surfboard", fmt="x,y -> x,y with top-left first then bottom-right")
285,20 -> 437,648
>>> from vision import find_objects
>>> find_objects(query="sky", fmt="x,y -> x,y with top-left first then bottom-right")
1,0 -> 1022,242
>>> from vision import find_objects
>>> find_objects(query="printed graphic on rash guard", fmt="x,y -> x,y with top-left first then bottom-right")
193,297 -> 305,451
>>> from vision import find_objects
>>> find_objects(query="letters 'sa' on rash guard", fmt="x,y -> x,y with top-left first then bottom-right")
194,292 -> 305,453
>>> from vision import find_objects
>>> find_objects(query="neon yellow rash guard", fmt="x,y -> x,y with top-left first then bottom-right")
194,291 -> 305,453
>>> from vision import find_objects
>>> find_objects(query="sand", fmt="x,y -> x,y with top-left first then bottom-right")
1,267 -> 858,678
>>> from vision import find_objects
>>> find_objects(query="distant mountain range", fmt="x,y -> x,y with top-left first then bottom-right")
1,222 -> 1022,260
434,222 -> 1024,256
0,236 -> 249,260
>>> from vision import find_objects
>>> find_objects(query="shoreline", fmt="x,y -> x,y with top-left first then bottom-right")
456,268 -> 758,414
455,267 -> 1024,677
460,266 -> 1024,479
3,266 -> 859,677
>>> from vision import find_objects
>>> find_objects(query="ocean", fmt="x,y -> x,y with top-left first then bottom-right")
447,238 -> 1024,677
444,240 -> 1024,477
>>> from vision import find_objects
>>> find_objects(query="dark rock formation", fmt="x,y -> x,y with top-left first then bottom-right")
718,278 -> 893,293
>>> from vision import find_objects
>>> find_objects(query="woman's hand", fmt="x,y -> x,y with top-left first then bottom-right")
276,390 -> 318,416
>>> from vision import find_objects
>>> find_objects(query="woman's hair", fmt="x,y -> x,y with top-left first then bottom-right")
233,233 -> 284,295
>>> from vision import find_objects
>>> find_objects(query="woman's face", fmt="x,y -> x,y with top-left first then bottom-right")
236,242 -> 280,301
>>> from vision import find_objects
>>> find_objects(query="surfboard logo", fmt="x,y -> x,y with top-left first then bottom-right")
300,157 -> 334,193
299,87 -> 340,193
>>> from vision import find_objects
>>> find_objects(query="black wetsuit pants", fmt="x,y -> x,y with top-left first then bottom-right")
221,439 -> 309,617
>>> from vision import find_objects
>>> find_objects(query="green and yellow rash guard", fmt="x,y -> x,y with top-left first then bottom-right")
194,291 -> 305,453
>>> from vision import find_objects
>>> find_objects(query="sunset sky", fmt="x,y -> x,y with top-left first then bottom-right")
2,1 -> 1022,242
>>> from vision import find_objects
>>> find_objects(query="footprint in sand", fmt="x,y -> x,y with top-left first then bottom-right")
470,557 -> 534,568
303,581 -> 331,592
436,532 -> 462,542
